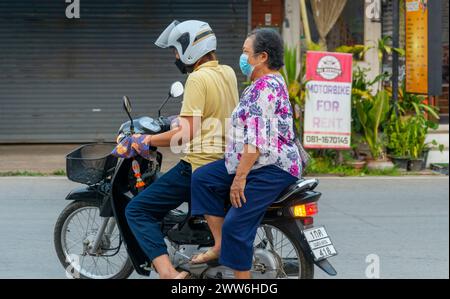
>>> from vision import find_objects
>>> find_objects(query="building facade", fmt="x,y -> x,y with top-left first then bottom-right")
0,0 -> 448,144
0,0 -> 249,143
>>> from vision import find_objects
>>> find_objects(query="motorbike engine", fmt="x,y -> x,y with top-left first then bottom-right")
167,241 -> 283,279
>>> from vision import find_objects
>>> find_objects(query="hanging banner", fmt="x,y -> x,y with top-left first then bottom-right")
405,0 -> 429,94
405,0 -> 443,95
304,51 -> 353,149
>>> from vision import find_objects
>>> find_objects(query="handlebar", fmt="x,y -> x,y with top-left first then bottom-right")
116,115 -> 178,144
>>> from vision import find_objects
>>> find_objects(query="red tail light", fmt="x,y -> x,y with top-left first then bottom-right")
291,202 -> 318,218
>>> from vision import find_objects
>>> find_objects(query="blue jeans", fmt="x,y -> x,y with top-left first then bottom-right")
125,160 -> 191,261
191,159 -> 298,271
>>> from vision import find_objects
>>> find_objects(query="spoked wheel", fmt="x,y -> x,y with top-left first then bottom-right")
253,223 -> 314,279
54,201 -> 134,279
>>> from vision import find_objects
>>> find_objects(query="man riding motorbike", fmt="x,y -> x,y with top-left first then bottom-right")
125,20 -> 239,279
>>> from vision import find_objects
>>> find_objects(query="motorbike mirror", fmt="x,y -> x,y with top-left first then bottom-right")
122,96 -> 134,133
158,81 -> 184,117
122,96 -> 132,114
170,81 -> 184,98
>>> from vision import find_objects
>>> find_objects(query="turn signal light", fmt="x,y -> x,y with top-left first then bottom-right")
291,202 -> 318,217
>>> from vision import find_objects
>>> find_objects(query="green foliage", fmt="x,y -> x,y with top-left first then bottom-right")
0,171 -> 46,177
354,90 -> 391,159
376,36 -> 406,62
52,169 -> 67,176
277,36 -> 441,171
0,169 -> 66,176
386,81 -> 443,159
351,67 -> 389,136
304,157 -> 400,176
398,82 -> 440,119
386,114 -> 442,159
307,41 -> 324,52
386,114 -> 410,157
374,36 -> 405,91
281,45 -> 303,134
334,44 -> 371,61
281,46 -> 299,87
336,36 -> 405,91
348,36 -> 407,160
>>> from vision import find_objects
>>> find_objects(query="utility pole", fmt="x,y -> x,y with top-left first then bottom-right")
392,0 -> 400,117
300,0 -> 312,45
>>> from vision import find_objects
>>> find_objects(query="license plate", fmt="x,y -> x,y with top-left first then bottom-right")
303,226 -> 337,261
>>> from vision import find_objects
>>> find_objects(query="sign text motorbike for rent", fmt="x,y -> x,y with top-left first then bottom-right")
303,52 -> 353,150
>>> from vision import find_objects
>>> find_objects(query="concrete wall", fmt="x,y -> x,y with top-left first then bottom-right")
282,0 -> 301,78
357,0 -> 383,85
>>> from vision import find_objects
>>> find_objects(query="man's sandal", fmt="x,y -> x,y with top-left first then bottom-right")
190,249 -> 219,265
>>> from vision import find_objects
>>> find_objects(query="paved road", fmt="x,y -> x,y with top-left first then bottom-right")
0,176 -> 448,279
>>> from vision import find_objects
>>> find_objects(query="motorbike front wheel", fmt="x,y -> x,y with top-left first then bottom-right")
54,201 -> 134,279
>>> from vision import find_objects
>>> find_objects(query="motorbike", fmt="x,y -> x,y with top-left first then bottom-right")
54,81 -> 338,279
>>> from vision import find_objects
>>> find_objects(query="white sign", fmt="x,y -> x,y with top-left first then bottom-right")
304,52 -> 353,149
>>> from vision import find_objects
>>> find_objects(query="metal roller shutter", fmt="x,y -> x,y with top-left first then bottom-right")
0,0 -> 248,143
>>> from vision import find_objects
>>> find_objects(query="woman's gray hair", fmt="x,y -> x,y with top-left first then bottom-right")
248,28 -> 284,70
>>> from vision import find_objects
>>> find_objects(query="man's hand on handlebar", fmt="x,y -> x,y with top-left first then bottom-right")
143,135 -> 152,146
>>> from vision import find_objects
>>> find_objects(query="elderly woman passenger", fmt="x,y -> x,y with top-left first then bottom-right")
189,29 -> 304,279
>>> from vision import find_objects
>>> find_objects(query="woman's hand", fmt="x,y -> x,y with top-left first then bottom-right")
229,145 -> 260,208
230,175 -> 247,208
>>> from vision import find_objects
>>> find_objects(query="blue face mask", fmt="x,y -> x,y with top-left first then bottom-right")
239,53 -> 254,77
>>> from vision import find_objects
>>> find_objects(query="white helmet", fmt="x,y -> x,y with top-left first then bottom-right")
155,20 -> 217,70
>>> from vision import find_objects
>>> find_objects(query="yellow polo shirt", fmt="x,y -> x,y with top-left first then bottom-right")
179,60 -> 239,171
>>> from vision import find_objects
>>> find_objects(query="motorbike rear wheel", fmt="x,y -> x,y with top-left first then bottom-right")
254,222 -> 314,279
54,201 -> 134,279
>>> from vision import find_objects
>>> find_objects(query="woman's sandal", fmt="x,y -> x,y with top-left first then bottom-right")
190,249 -> 220,265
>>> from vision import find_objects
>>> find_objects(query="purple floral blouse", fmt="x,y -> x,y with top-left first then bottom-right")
224,74 -> 303,178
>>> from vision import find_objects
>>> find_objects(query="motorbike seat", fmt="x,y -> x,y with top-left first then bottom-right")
272,178 -> 319,204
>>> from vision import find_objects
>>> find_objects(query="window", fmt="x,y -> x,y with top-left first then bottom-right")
307,0 -> 365,51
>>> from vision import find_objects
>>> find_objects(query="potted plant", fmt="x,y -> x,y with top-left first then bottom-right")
386,113 -> 410,171
337,36 -> 404,170
399,86 -> 442,171
386,113 -> 442,171
386,81 -> 443,171
343,135 -> 367,169
354,89 -> 394,170
406,115 -> 442,171
344,155 -> 366,170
